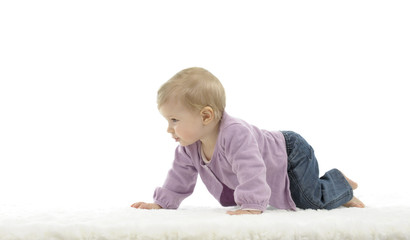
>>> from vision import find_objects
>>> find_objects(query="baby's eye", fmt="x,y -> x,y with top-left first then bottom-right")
171,118 -> 179,123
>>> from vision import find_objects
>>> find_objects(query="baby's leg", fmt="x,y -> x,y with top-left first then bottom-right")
283,131 -> 356,210
342,173 -> 365,208
342,173 -> 358,190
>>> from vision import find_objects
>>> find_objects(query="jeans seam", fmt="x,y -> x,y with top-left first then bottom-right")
322,177 -> 353,209
288,165 -> 322,209
327,191 -> 352,208
284,131 -> 321,209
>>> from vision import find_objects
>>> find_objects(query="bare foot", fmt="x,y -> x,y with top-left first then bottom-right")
342,173 -> 358,190
343,196 -> 365,208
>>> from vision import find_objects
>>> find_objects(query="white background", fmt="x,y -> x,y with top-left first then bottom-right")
1,1 -> 409,209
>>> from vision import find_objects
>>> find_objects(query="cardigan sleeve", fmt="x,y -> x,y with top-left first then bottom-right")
223,124 -> 271,211
153,146 -> 198,209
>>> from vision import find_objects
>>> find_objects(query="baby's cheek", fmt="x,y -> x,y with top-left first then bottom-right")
177,127 -> 196,141
174,126 -> 187,138
174,125 -> 181,135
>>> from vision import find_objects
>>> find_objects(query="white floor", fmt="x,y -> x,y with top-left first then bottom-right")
1,193 -> 410,240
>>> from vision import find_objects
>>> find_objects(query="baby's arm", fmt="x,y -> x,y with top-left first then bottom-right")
131,146 -> 198,210
223,125 -> 271,214
131,202 -> 162,209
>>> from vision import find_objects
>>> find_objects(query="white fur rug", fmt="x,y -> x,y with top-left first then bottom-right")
1,204 -> 410,240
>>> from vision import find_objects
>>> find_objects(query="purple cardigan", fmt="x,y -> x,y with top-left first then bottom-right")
154,112 -> 297,211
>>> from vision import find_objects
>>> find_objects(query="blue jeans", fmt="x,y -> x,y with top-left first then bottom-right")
281,131 -> 353,210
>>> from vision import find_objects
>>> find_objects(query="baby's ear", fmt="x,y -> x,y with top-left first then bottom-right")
200,106 -> 215,125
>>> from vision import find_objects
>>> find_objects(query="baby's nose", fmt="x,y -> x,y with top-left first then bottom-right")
167,125 -> 174,133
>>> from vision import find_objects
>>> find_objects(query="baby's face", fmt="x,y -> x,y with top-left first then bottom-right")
159,99 -> 205,146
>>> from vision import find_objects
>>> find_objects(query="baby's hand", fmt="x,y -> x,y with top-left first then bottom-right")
226,209 -> 262,215
130,202 -> 162,210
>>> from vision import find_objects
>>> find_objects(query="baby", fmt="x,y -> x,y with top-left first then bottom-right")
131,67 -> 365,215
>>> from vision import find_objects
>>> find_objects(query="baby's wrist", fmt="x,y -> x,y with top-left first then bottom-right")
240,203 -> 266,212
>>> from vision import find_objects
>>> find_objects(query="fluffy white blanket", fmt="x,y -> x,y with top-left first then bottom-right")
1,205 -> 409,240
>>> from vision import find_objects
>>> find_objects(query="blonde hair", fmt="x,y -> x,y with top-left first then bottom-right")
157,67 -> 226,121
